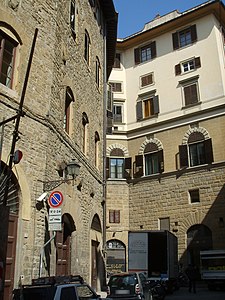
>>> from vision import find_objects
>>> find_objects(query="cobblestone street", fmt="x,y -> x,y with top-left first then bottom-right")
166,286 -> 225,300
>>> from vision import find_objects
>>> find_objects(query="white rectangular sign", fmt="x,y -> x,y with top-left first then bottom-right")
49,208 -> 61,215
49,223 -> 62,231
49,215 -> 62,223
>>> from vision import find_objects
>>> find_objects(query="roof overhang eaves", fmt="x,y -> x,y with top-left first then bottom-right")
117,0 -> 225,50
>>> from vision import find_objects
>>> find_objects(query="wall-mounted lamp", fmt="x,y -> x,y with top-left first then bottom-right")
66,159 -> 80,179
40,159 -> 81,191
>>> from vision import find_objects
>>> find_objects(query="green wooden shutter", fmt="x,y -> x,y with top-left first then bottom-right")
179,144 -> 188,168
204,138 -> 214,164
172,32 -> 179,50
136,101 -> 143,121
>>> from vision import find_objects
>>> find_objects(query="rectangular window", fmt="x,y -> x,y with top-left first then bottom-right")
183,82 -> 199,106
134,41 -> 156,64
140,73 -> 153,87
113,104 -> 123,123
0,32 -> 17,88
173,25 -> 197,50
189,189 -> 200,203
110,82 -> 122,92
159,217 -> 170,231
136,95 -> 159,121
110,158 -> 124,178
189,142 -> 205,166
109,210 -> 120,223
113,53 -> 121,68
175,57 -> 201,75
145,152 -> 159,175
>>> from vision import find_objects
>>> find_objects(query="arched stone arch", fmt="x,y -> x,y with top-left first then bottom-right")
139,137 -> 163,155
106,239 -> 126,275
106,144 -> 129,157
182,127 -> 210,145
91,213 -> 102,233
0,21 -> 23,44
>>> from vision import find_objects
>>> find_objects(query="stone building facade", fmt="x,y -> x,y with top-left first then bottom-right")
106,0 -> 225,276
0,0 -> 117,299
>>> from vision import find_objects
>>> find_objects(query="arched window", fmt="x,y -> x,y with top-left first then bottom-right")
94,131 -> 100,168
64,87 -> 74,134
95,56 -> 100,88
179,131 -> 213,168
187,224 -> 212,266
107,148 -> 131,179
84,30 -> 90,64
134,141 -> 164,177
82,112 -> 89,154
0,28 -> 19,89
106,239 -> 126,275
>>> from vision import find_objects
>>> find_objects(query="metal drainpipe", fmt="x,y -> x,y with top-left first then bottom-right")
39,231 -> 56,277
102,22 -> 107,255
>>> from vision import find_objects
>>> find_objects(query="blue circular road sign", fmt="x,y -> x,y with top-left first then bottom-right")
48,191 -> 63,208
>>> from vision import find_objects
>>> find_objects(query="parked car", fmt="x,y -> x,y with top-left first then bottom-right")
13,275 -> 102,300
106,272 -> 152,300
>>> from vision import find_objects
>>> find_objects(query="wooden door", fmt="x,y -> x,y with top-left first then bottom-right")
56,226 -> 71,275
4,214 -> 18,300
91,241 -> 98,290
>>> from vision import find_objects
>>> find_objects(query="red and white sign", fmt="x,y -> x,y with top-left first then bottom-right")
48,191 -> 63,208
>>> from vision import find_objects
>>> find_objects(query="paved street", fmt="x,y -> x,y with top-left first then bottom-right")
166,286 -> 225,300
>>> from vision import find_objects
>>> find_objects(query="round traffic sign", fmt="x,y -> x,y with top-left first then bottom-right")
48,191 -> 63,208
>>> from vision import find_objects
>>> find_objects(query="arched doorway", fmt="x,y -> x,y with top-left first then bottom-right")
56,213 -> 76,275
90,214 -> 102,290
187,224 -> 213,267
106,239 -> 126,277
0,162 -> 20,300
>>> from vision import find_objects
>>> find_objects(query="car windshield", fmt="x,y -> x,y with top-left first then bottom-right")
109,275 -> 137,287
13,286 -> 56,300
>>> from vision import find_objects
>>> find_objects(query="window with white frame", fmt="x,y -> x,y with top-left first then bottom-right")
179,132 -> 214,168
180,77 -> 200,107
106,148 -> 132,179
136,94 -> 159,121
0,30 -> 18,88
175,57 -> 201,75
140,73 -> 154,87
110,82 -> 122,93
113,53 -> 121,69
173,25 -> 197,50
113,104 -> 123,123
134,41 -> 156,64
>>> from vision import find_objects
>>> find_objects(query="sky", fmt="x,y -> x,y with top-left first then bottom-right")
113,0 -> 223,38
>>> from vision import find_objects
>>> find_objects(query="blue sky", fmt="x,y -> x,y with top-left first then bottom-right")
113,0 -> 223,38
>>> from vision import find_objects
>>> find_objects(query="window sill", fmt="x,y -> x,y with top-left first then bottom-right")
138,114 -> 158,121
182,101 -> 201,109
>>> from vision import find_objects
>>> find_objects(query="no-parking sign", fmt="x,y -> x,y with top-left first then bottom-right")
48,191 -> 63,208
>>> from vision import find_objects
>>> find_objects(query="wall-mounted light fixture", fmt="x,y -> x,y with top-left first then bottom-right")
40,159 -> 81,191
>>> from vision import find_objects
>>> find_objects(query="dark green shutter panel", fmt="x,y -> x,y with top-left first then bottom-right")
204,138 -> 214,164
175,64 -> 181,75
135,155 -> 143,167
125,157 -> 132,169
134,155 -> 143,178
191,24 -> 197,43
134,48 -> 140,64
179,144 -> 188,168
136,101 -> 143,121
106,157 -> 110,179
172,32 -> 179,50
106,117 -> 113,134
151,41 -> 156,59
195,57 -> 201,68
158,149 -> 164,173
153,95 -> 159,114
124,157 -> 132,179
